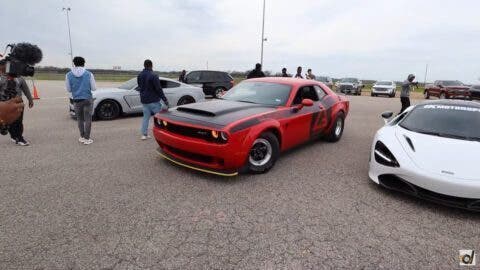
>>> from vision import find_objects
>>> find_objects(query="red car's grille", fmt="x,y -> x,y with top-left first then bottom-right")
157,121 -> 212,141
167,145 -> 215,164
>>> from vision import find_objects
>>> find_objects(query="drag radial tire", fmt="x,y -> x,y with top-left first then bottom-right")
325,112 -> 345,142
241,132 -> 280,174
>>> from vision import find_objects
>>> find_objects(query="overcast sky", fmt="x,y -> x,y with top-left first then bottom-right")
1,0 -> 479,82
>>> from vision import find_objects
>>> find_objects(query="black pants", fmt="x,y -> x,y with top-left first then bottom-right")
8,111 -> 24,141
400,97 -> 410,114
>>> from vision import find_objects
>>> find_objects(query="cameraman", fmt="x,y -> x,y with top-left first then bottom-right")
0,61 -> 33,146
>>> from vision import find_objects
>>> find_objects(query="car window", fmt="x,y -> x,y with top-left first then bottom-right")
201,71 -> 215,81
293,86 -> 319,105
160,80 -> 180,88
118,78 -> 137,90
186,71 -> 201,82
314,85 -> 327,100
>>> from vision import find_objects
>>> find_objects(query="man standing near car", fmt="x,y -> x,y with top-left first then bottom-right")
306,69 -> 316,80
281,68 -> 289,77
400,74 -> 418,113
294,66 -> 303,79
66,56 -> 97,145
137,59 -> 169,140
0,60 -> 34,146
247,63 -> 265,79
178,70 -> 187,83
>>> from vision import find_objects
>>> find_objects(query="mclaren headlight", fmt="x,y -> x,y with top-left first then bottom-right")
374,141 -> 399,167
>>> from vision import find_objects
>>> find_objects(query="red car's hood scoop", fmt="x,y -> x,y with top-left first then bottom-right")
165,100 -> 277,127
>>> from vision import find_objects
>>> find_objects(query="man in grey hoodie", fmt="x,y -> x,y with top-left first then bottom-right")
0,61 -> 34,146
65,56 -> 97,145
400,74 -> 418,114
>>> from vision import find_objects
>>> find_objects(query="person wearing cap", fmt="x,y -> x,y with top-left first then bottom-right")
400,74 -> 418,113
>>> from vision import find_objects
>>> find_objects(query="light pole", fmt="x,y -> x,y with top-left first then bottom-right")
260,0 -> 267,67
62,7 -> 74,65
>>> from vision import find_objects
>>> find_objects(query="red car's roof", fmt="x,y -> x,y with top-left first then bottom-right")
246,77 -> 320,87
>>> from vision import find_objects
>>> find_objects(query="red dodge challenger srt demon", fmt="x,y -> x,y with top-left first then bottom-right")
153,77 -> 350,176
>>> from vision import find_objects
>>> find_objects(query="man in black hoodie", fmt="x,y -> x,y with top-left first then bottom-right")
137,59 -> 169,140
247,63 -> 266,79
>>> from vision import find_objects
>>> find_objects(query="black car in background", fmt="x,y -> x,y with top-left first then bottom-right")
469,85 -> 480,100
184,70 -> 234,98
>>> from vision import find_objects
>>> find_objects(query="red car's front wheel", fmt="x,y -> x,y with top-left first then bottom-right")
241,132 -> 280,174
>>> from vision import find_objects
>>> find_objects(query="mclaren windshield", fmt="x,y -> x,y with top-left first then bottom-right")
221,81 -> 292,106
400,104 -> 480,141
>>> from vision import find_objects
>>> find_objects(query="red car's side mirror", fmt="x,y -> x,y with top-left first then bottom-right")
294,98 -> 314,112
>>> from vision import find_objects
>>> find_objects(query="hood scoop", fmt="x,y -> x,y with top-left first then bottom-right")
176,107 -> 215,117
403,135 -> 415,152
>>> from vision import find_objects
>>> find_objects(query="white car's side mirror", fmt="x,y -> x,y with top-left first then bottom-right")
381,111 -> 394,124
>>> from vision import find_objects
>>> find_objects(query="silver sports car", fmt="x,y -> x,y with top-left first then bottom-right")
69,77 -> 205,120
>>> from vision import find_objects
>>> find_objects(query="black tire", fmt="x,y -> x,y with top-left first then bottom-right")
439,92 -> 446,99
177,96 -> 195,106
96,100 -> 121,120
214,87 -> 227,99
325,112 -> 345,142
424,91 -> 430,99
241,132 -> 280,174
371,92 -> 375,97
389,92 -> 395,98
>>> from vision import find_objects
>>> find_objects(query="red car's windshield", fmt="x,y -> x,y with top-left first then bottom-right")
222,81 -> 292,106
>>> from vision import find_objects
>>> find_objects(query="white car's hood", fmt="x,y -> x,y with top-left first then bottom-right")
373,85 -> 393,89
396,127 -> 480,181
93,88 -> 130,96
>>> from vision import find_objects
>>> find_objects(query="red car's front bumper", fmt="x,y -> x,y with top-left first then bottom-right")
153,126 -> 248,176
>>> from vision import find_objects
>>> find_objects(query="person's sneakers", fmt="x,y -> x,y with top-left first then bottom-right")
16,138 -> 30,146
79,137 -> 87,143
141,135 -> 151,140
83,139 -> 94,145
10,138 -> 17,144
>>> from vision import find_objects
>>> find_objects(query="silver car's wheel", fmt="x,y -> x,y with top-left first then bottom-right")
177,96 -> 195,106
249,138 -> 272,166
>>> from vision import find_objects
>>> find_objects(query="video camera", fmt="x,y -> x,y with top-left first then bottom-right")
0,43 -> 42,134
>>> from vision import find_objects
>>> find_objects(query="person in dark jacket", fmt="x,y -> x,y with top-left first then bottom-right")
179,70 -> 186,83
247,63 -> 266,79
294,66 -> 303,79
137,59 -> 169,140
281,68 -> 289,77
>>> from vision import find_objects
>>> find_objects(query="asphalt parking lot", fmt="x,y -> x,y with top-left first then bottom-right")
1,80 -> 478,270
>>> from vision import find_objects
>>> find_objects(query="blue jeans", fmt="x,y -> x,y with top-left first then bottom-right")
141,102 -> 163,136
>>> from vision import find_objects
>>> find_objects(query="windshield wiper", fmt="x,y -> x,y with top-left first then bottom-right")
416,131 -> 479,141
237,100 -> 258,104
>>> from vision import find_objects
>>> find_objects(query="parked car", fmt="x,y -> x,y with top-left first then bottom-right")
371,81 -> 397,97
369,100 -> 480,211
424,80 -> 470,100
69,77 -> 205,120
337,78 -> 364,95
153,77 -> 349,176
316,76 -> 334,89
184,70 -> 234,98
468,85 -> 480,100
